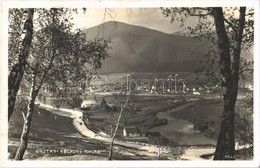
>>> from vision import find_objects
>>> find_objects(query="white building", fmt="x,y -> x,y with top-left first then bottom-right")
123,127 -> 143,137
81,99 -> 97,108
193,91 -> 201,95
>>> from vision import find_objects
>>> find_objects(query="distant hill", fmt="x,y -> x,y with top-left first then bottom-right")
83,21 -> 251,74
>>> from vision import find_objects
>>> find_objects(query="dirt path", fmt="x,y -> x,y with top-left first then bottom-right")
180,148 -> 215,160
37,102 -> 219,160
38,103 -> 164,158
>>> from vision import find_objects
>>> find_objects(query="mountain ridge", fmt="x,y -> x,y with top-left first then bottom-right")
83,21 -> 211,74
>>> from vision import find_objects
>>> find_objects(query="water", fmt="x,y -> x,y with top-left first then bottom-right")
149,104 -> 217,146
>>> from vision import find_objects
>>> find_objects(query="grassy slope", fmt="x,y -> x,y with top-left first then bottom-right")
171,98 -> 253,139
85,95 -> 218,146
85,95 -> 181,135
172,102 -> 223,138
8,106 -> 165,160
8,106 -> 108,160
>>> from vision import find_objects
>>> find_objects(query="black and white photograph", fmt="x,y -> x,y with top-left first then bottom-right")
0,0 -> 259,167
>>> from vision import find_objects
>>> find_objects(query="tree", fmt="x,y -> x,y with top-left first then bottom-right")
108,93 -> 131,160
98,93 -> 133,160
8,9 -> 34,121
161,7 -> 254,160
14,8 -> 110,160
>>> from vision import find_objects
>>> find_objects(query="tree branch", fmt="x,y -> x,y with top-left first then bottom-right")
245,12 -> 254,16
223,17 -> 237,36
35,51 -> 56,92
239,68 -> 253,75
182,7 -> 212,17
22,112 -> 26,121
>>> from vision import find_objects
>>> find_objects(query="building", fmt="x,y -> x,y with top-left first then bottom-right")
193,91 -> 201,95
81,99 -> 97,109
123,127 -> 144,137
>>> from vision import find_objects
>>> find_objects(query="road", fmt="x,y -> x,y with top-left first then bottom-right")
38,103 -> 216,160
38,103 -> 164,158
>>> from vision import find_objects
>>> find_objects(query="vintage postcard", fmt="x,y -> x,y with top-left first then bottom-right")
0,0 -> 259,167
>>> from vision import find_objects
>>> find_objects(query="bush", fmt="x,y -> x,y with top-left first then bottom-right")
67,96 -> 83,108
14,96 -> 28,111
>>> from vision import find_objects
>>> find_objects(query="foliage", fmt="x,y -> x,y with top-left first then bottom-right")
8,9 -> 35,121
9,8 -> 111,100
161,7 -> 254,83
14,96 -> 28,112
9,8 -> 111,160
8,9 -> 24,71
161,7 -> 254,160
235,96 -> 253,156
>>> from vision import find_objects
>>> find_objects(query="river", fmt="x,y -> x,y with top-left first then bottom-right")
149,102 -> 217,146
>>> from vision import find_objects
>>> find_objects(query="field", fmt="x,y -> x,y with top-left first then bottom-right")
169,95 -> 253,159
8,76 -> 253,160
82,92 -> 252,150
8,107 -> 108,160
171,102 -> 223,138
83,94 -> 219,146
9,106 -> 166,160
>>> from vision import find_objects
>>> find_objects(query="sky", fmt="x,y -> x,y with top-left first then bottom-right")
72,8 -> 198,34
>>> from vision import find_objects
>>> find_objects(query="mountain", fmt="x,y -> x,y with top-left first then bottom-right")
83,21 -> 211,74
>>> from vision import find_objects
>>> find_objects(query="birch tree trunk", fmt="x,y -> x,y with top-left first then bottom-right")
108,96 -> 130,160
8,9 -> 34,121
15,74 -> 38,160
108,105 -> 123,160
14,46 -> 56,160
108,140 -> 114,160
